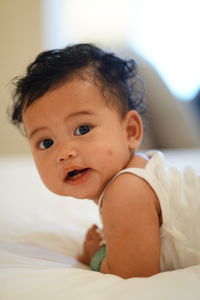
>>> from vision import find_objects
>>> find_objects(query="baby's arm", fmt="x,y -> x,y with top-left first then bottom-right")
100,173 -> 161,279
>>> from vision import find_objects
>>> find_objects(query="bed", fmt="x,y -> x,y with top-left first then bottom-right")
0,149 -> 200,300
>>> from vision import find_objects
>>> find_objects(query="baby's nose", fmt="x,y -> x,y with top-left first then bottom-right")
56,144 -> 78,162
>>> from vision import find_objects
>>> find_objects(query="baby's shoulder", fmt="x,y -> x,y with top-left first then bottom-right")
102,153 -> 161,218
106,165 -> 151,201
104,152 -> 150,201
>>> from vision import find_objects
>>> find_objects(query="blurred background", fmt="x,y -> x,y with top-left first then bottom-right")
1,0 -> 200,155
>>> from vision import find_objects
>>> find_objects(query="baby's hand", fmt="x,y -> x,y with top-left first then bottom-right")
77,224 -> 103,265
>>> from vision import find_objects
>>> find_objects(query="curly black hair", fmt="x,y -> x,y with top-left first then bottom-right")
10,43 -> 145,128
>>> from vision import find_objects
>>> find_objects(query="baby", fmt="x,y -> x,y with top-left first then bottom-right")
10,43 -> 200,279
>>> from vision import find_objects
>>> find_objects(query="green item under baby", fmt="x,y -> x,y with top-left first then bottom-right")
90,246 -> 106,271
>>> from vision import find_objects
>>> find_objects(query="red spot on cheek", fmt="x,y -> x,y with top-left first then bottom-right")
108,149 -> 113,156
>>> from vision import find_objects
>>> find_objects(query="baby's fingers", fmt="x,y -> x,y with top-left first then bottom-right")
77,253 -> 90,265
86,225 -> 102,241
86,225 -> 98,237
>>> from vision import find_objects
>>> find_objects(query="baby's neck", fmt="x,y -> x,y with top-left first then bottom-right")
127,152 -> 149,169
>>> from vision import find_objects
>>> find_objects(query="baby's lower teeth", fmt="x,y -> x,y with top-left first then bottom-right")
70,171 -> 83,180
73,173 -> 81,179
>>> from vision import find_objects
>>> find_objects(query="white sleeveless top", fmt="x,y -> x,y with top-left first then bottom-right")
98,151 -> 200,272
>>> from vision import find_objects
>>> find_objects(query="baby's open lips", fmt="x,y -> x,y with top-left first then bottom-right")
64,168 -> 90,181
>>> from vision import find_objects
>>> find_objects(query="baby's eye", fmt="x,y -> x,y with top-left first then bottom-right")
75,125 -> 92,136
38,139 -> 54,150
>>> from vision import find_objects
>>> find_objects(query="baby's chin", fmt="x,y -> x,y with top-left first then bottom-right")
46,185 -> 97,201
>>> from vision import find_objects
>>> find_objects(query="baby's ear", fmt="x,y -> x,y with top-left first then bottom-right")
124,110 -> 143,150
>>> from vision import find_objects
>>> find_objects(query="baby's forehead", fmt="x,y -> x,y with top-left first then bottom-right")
22,78 -> 124,137
23,68 -> 124,123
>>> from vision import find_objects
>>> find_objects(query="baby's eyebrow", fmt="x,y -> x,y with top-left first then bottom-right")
29,126 -> 48,139
67,110 -> 95,119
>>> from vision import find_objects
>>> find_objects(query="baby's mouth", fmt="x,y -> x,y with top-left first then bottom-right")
65,168 -> 90,181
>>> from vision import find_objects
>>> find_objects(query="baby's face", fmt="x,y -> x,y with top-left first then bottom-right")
22,78 -> 138,201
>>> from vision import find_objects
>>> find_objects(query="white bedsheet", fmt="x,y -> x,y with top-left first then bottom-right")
0,149 -> 200,299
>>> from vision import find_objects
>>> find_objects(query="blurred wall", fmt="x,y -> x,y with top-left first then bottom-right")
0,0 -> 42,155
133,53 -> 200,150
